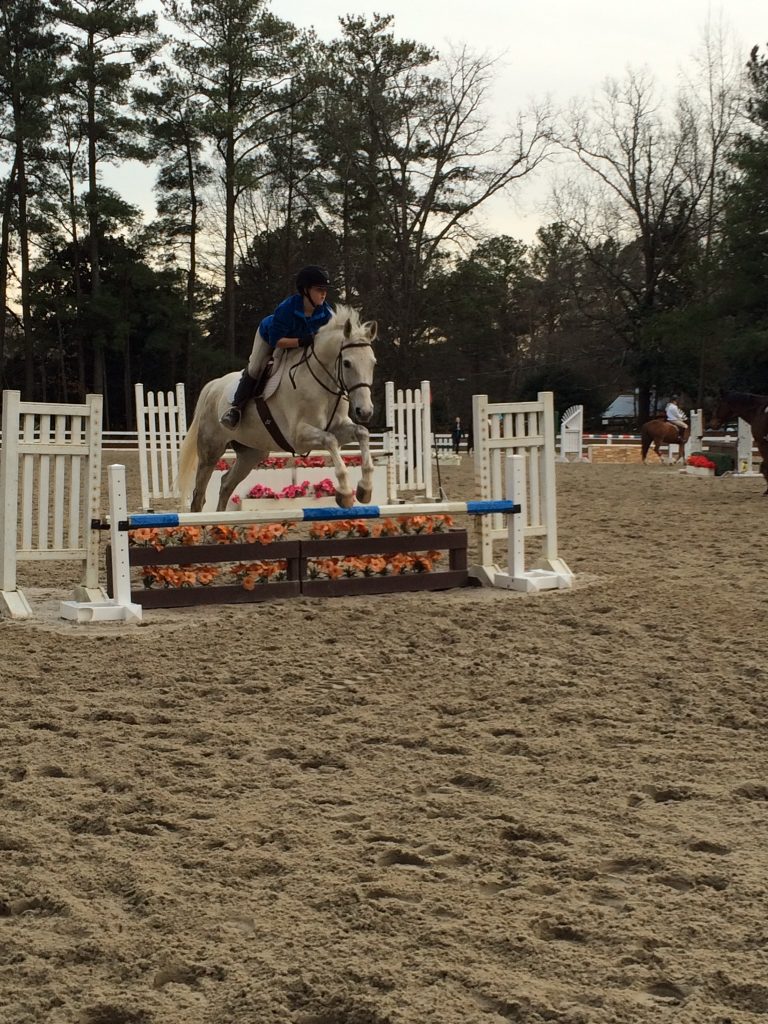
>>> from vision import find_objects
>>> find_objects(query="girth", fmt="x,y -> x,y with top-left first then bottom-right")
255,396 -> 295,455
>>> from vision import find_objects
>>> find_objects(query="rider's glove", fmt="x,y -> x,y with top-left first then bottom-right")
299,336 -> 313,348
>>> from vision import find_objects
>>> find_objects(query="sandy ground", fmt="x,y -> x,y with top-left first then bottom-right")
1,455 -> 767,1024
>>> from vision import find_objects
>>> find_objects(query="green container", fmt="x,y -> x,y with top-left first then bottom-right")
692,450 -> 734,476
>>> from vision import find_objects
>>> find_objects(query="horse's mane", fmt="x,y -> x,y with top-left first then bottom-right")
312,304 -> 366,352
328,304 -> 363,331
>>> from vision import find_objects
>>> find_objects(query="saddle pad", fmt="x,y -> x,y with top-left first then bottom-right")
261,351 -> 286,400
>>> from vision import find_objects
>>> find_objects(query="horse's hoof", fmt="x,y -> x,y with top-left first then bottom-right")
335,490 -> 355,509
356,483 -> 372,503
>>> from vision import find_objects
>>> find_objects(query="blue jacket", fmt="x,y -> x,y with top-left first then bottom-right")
258,293 -> 333,348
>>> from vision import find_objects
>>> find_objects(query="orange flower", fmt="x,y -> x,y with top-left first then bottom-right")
309,522 -> 332,539
130,527 -> 156,545
208,524 -> 238,544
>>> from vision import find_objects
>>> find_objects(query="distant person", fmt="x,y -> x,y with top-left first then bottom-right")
665,394 -> 688,445
466,425 -> 473,455
451,417 -> 463,455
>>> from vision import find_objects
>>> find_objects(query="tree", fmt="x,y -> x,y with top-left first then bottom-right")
135,72 -> 212,388
53,0 -> 160,403
0,0 -> 64,396
164,0 -> 305,356
306,15 -> 554,382
715,44 -> 768,393
32,229 -> 189,421
554,68 -> 727,420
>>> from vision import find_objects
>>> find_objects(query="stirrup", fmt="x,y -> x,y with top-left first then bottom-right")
220,406 -> 241,428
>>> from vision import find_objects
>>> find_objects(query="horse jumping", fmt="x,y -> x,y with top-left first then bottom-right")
710,391 -> 768,495
640,417 -> 690,463
177,306 -> 377,512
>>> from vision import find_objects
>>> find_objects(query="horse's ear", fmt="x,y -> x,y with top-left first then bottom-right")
343,319 -> 353,338
365,320 -> 378,341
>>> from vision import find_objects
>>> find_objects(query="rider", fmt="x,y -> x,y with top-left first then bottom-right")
220,265 -> 333,429
665,394 -> 688,445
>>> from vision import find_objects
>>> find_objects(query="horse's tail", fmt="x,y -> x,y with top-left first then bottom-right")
176,406 -> 200,509
640,422 -> 652,461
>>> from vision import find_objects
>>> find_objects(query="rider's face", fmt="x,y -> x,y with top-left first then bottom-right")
307,285 -> 327,307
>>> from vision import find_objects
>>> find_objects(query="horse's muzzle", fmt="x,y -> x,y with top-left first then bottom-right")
352,404 -> 373,424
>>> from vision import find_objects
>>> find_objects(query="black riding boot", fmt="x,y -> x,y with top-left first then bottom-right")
220,369 -> 257,428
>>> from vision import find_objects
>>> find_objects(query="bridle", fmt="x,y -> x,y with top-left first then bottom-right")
288,338 -> 375,426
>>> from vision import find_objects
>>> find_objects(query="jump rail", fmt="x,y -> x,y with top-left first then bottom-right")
111,499 -> 518,531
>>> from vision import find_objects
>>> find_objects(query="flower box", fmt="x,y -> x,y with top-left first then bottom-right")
240,496 -> 338,511
686,466 -> 715,478
106,539 -> 302,609
301,530 -> 469,598
106,529 -> 471,609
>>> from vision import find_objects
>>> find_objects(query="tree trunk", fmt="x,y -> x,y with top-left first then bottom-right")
87,33 -> 104,401
0,156 -> 18,387
224,129 -> 236,355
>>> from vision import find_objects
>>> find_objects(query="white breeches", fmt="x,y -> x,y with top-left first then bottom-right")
246,332 -> 274,379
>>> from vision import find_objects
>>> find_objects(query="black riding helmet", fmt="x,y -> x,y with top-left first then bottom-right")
296,265 -> 331,294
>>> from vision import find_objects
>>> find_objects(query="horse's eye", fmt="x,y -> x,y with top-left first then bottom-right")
343,359 -> 351,368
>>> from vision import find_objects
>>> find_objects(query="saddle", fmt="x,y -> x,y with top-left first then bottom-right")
256,353 -> 286,401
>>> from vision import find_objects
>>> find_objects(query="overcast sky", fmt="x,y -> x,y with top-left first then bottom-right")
116,0 -> 766,242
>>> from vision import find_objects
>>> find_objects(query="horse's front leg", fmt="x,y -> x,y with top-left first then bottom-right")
353,425 -> 374,503
331,421 -> 374,503
293,425 -> 354,508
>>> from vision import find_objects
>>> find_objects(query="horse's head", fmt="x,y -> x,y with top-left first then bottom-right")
319,305 -> 377,424
708,391 -> 732,431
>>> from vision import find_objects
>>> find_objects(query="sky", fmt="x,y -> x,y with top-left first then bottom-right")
113,0 -> 767,243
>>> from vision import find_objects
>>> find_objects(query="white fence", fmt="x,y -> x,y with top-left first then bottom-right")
384,380 -> 433,501
472,391 -> 571,587
559,405 -> 584,461
0,391 -> 105,618
135,382 -> 187,511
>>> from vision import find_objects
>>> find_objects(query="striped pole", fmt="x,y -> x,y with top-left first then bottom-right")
118,497 -> 520,531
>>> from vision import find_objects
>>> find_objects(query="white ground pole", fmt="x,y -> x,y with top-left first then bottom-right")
471,391 -> 573,591
60,464 -> 143,623
135,382 -> 187,511
0,390 -> 106,619
384,380 -> 433,502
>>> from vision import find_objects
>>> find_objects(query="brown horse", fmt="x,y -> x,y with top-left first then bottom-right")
640,417 -> 690,463
710,391 -> 768,495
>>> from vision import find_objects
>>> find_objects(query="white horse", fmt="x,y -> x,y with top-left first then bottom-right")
177,305 -> 377,512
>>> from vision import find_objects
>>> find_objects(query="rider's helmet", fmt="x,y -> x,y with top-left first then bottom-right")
296,265 -> 331,295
